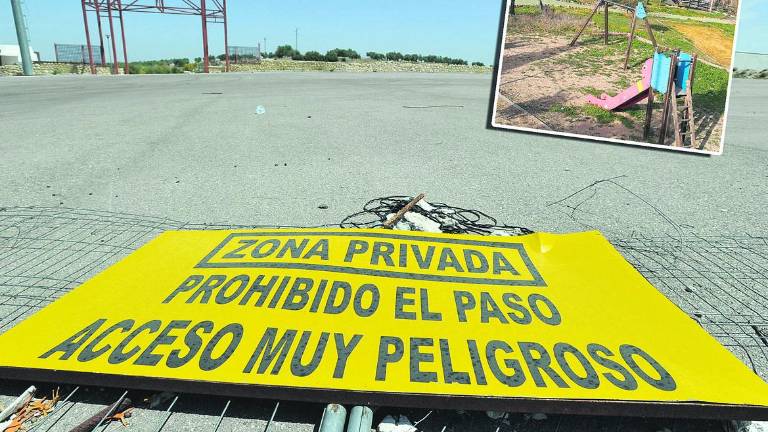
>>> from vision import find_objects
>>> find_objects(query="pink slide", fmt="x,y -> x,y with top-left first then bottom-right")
586,58 -> 653,111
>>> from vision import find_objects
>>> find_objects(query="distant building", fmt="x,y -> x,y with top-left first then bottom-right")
0,44 -> 40,65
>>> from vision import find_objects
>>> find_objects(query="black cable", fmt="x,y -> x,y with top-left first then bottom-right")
339,196 -> 533,236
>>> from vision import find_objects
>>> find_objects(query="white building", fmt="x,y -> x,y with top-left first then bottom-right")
0,44 -> 40,66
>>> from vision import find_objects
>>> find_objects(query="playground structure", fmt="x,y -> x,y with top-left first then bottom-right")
570,1 -> 657,69
643,50 -> 698,147
573,1 -> 698,148
586,50 -> 698,147
79,0 -> 229,75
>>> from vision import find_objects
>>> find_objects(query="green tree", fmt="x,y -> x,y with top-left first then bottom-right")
366,51 -> 385,60
275,45 -> 297,58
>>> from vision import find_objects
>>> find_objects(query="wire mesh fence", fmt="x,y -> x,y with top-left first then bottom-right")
1,205 -> 765,379
227,45 -> 261,64
54,44 -> 103,64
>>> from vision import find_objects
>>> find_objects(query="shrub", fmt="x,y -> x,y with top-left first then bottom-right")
366,51 -> 385,60
472,61 -> 485,66
324,50 -> 339,62
386,51 -> 403,61
303,51 -> 325,61
327,48 -> 360,59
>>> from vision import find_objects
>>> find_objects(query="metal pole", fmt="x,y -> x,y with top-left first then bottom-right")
318,404 -> 346,432
295,28 -> 298,52
106,0 -> 119,74
223,0 -> 229,72
117,0 -> 128,74
94,0 -> 106,65
80,0 -> 96,74
346,406 -> 373,432
10,0 -> 33,76
201,0 -> 209,73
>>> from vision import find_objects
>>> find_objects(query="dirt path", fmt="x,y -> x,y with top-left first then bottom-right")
666,21 -> 734,67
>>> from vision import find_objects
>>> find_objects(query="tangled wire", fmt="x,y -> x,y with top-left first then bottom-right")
340,196 -> 533,236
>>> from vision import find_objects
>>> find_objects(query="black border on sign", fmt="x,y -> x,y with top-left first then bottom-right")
195,231 -> 547,287
0,367 -> 766,420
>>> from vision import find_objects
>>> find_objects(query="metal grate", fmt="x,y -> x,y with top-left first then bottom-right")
614,234 -> 768,380
227,45 -> 261,63
53,44 -> 103,64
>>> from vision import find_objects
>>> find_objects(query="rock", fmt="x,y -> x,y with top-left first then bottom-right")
531,413 -> 547,421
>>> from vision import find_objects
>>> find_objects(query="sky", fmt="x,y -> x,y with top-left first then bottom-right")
1,1 -> 764,64
734,0 -> 768,54
0,0 -> 505,64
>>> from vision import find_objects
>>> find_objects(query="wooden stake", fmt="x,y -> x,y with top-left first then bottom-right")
604,1 -> 609,44
384,193 -> 426,228
686,54 -> 698,147
671,82 -> 682,147
624,13 -> 638,69
643,18 -> 657,48
570,0 -> 603,46
643,86 -> 655,140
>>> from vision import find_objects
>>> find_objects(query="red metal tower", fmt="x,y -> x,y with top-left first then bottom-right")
80,0 -> 229,74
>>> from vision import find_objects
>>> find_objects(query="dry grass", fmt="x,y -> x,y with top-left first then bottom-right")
508,9 -> 583,34
667,21 -> 733,67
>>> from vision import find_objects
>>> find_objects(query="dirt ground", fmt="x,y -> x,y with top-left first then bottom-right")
666,21 -> 733,67
494,33 -> 724,152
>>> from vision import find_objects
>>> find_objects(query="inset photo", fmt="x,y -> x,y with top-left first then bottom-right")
491,0 -> 739,154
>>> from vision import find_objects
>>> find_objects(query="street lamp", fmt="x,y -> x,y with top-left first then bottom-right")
105,34 -> 113,65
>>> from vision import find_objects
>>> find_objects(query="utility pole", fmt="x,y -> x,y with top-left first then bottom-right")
295,28 -> 298,52
263,37 -> 267,54
10,0 -> 33,76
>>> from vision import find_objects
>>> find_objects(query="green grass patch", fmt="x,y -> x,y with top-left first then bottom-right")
582,104 -> 618,124
580,86 -> 603,96
549,103 -> 581,117
645,3 -> 731,19
549,102 -> 635,128
692,61 -> 729,112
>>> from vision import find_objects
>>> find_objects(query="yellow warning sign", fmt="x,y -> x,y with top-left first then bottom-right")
0,229 -> 766,417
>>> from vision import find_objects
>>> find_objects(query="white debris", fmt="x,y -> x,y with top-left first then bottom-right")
255,105 -> 266,114
377,414 -> 417,432
402,212 -> 442,232
415,200 -> 435,212
486,411 -> 506,419
378,415 -> 398,432
0,385 -> 35,423
531,413 -> 547,421
739,422 -> 768,432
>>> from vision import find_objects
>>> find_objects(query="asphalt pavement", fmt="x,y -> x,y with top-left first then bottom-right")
0,72 -> 766,431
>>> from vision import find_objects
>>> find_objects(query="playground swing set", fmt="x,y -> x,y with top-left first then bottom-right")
571,0 -> 699,148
